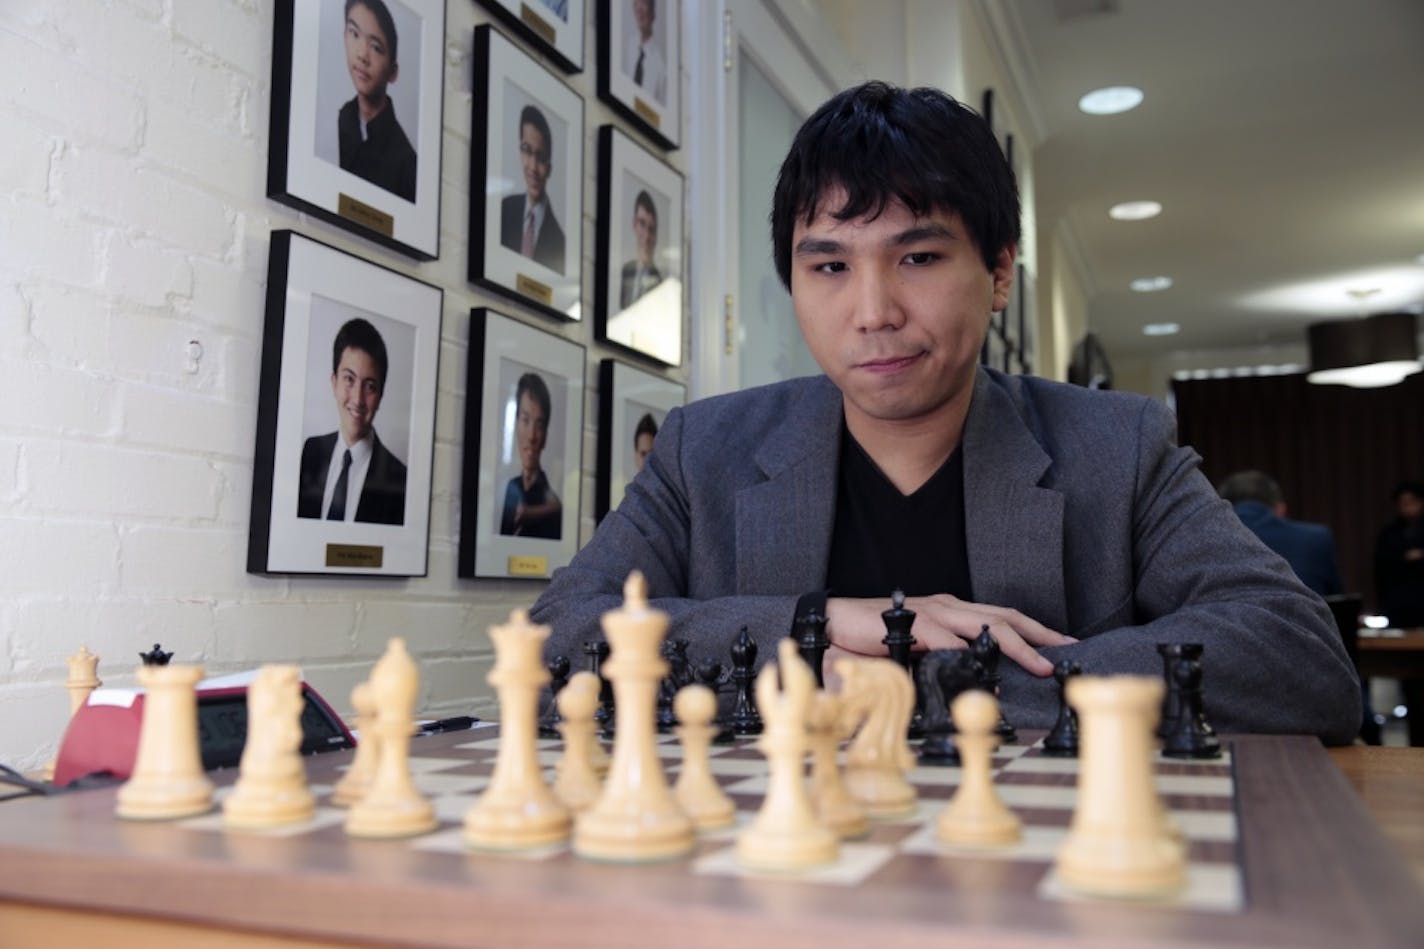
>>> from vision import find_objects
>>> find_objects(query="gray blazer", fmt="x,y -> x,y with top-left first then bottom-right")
532,369 -> 1359,743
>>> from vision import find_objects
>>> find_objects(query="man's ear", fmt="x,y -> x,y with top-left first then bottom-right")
991,243 -> 1017,314
388,62 -> 399,86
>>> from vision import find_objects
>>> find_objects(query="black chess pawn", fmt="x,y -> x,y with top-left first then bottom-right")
916,650 -> 982,766
538,655 -> 571,739
971,626 -> 1016,743
728,626 -> 763,735
1158,643 -> 1222,759
693,659 -> 736,744
1041,659 -> 1082,757
881,589 -> 924,739
791,604 -> 830,688
584,640 -> 616,740
139,643 -> 173,666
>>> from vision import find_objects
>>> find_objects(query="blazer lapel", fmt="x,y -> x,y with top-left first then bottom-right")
962,370 -> 1068,633
735,378 -> 842,595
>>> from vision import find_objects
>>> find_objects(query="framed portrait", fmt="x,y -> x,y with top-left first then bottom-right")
595,126 -> 684,366
597,0 -> 681,150
248,230 -> 441,576
459,308 -> 586,579
470,25 -> 585,322
475,0 -> 586,74
268,0 -> 445,260
595,359 -> 685,521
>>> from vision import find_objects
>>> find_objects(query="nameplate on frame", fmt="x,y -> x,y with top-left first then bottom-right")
632,98 -> 661,128
519,4 -> 556,43
515,273 -> 554,305
338,194 -> 395,237
326,544 -> 385,569
508,555 -> 548,578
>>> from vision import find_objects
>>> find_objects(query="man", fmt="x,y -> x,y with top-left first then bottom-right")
499,105 -> 565,273
530,82 -> 1359,744
500,373 -> 563,539
1375,480 -> 1424,628
621,0 -> 666,105
337,0 -> 417,202
1218,470 -> 1342,597
619,190 -> 663,308
298,317 -> 407,525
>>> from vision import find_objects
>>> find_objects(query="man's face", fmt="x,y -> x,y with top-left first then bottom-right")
345,3 -> 397,99
331,346 -> 384,446
516,391 -> 548,475
634,431 -> 655,472
632,203 -> 657,265
632,0 -> 653,40
789,191 -> 1013,434
1399,491 -> 1424,521
519,123 -> 551,205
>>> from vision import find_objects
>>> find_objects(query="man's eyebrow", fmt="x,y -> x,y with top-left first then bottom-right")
793,237 -> 844,257
891,224 -> 959,246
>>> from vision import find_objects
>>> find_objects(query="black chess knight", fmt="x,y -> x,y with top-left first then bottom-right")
916,649 -> 984,766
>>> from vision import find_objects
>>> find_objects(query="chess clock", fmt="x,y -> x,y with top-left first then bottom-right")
52,670 -> 354,787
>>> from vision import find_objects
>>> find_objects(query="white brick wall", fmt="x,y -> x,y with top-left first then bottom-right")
0,0 -> 691,773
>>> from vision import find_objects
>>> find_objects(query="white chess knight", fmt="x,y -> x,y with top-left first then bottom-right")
223,665 -> 316,829
835,657 -> 917,818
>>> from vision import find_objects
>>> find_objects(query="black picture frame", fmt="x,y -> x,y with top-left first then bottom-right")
475,0 -> 587,73
459,308 -> 586,579
469,25 -> 585,321
597,0 -> 681,150
596,359 -> 685,521
248,230 -> 442,576
595,126 -> 685,366
267,0 -> 445,260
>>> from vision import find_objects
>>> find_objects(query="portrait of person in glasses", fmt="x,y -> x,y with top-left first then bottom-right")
499,103 -> 565,274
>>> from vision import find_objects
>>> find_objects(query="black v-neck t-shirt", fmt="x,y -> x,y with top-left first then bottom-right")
824,427 -> 973,601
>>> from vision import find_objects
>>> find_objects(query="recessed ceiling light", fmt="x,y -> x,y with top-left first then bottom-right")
1078,86 -> 1144,115
1132,276 -> 1174,293
1142,322 -> 1180,336
1109,201 -> 1162,221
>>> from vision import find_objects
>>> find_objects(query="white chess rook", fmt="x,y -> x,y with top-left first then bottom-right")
1055,675 -> 1186,897
116,663 -> 215,821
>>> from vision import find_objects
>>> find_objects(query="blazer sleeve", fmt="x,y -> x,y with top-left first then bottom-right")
998,398 -> 1361,744
530,404 -> 800,672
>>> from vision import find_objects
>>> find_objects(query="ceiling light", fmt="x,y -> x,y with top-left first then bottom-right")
1142,322 -> 1179,336
1306,311 -> 1422,388
1131,276 -> 1173,293
1109,200 -> 1162,221
1078,86 -> 1144,115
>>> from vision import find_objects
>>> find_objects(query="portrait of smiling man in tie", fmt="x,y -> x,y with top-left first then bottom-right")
297,316 -> 408,526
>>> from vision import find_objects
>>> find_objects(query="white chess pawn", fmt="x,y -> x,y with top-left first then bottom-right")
553,672 -> 604,813
345,639 -> 437,838
331,680 -> 378,808
935,690 -> 1021,848
673,684 -> 735,830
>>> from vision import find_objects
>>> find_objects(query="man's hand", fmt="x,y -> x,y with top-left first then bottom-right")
823,594 -> 1076,677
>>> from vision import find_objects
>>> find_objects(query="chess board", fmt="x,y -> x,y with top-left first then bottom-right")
0,729 -> 1421,948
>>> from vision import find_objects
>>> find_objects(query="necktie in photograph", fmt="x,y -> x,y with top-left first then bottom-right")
522,208 -> 536,257
326,449 -> 352,520
634,48 -> 644,86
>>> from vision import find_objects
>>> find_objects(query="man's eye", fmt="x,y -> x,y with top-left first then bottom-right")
814,261 -> 847,274
904,252 -> 937,265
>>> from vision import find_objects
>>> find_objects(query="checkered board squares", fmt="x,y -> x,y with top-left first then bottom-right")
178,732 -> 1243,914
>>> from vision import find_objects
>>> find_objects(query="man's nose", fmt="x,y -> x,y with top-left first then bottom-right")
851,267 -> 904,332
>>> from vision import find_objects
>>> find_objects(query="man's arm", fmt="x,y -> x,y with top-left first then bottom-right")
530,404 -> 800,670
997,398 -> 1360,744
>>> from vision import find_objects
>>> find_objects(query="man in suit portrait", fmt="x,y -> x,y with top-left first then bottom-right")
499,104 -> 565,274
1218,470 -> 1342,597
529,81 -> 1359,745
297,317 -> 407,525
619,190 -> 663,309
621,0 -> 666,105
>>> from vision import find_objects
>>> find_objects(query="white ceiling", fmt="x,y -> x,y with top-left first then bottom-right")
992,0 -> 1424,363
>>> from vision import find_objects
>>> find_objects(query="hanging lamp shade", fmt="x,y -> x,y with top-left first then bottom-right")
1306,311 -> 1421,388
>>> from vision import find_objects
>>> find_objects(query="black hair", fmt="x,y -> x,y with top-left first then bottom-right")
519,105 -> 553,160
633,189 -> 658,223
345,0 -> 398,65
1393,481 -> 1424,502
770,81 -> 1020,289
1217,470 -> 1283,507
634,412 -> 658,442
516,372 -> 552,426
331,318 -> 389,395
